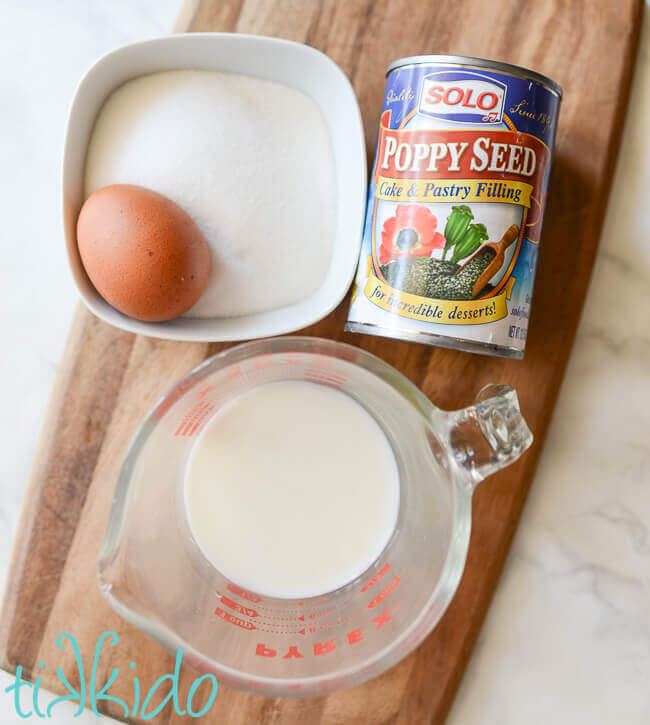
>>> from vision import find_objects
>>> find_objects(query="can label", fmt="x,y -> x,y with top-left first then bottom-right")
346,61 -> 561,356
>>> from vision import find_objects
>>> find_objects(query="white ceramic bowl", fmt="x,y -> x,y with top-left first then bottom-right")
63,33 -> 366,341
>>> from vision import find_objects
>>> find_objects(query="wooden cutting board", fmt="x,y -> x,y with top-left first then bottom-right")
0,0 -> 643,722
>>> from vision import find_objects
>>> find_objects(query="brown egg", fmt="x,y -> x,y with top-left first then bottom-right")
77,184 -> 210,322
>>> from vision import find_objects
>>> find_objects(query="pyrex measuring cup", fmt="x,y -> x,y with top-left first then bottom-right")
98,337 -> 532,697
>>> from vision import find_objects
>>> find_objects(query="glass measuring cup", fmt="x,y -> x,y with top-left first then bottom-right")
98,336 -> 532,697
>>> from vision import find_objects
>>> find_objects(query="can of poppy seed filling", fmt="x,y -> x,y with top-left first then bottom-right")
345,55 -> 562,358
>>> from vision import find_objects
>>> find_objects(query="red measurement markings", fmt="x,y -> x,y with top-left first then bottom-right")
300,609 -> 332,620
367,576 -> 400,609
227,583 -> 262,602
251,605 -> 337,617
313,621 -> 338,632
221,595 -> 306,623
214,607 -> 256,631
279,351 -> 333,369
289,565 -> 399,631
250,595 -> 342,615
315,608 -> 366,630
174,399 -> 215,437
305,589 -> 400,630
371,608 -> 393,630
304,369 -> 344,381
152,379 -> 194,420
225,366 -> 242,379
347,628 -> 363,645
260,613 -> 302,622
337,348 -> 359,363
222,598 -> 320,617
224,587 -> 354,627
255,640 -> 335,658
306,356 -> 332,369
255,623 -> 306,635
198,385 -> 214,396
220,596 -> 258,618
216,600 -> 305,634
303,369 -> 347,388
283,647 -> 304,660
361,562 -> 391,592
280,349 -> 307,365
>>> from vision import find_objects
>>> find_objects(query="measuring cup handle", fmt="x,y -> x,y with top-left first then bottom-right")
445,384 -> 533,489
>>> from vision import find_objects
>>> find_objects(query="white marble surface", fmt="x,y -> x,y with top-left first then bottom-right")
1,1 -> 649,723
0,2 -> 183,723
449,8 -> 650,723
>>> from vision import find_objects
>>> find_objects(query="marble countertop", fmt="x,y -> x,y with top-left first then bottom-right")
1,1 -> 648,722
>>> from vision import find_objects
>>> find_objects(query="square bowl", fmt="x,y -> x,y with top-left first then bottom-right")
63,33 -> 366,341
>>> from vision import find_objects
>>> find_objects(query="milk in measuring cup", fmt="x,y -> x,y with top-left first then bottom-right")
184,381 -> 399,599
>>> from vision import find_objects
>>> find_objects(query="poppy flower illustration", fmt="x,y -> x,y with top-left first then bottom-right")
378,205 -> 445,264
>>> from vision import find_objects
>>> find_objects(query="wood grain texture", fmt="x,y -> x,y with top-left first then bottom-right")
0,0 -> 643,722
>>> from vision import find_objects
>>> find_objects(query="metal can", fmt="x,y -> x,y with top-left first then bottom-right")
345,55 -> 562,358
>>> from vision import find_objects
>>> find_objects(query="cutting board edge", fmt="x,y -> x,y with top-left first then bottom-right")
0,2 -> 644,723
0,304 -> 90,671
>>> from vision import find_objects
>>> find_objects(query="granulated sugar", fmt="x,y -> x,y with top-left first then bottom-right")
84,70 -> 336,318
